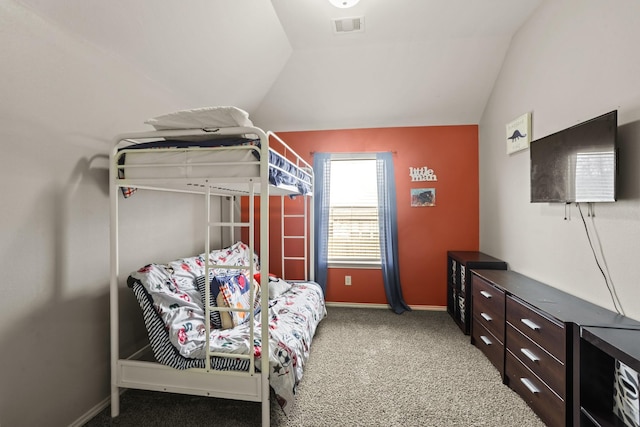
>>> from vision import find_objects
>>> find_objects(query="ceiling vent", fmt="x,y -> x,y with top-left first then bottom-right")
332,16 -> 364,34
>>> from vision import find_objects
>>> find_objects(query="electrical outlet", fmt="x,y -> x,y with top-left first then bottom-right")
345,275 -> 352,286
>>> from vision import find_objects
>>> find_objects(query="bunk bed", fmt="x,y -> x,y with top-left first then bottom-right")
109,107 -> 324,427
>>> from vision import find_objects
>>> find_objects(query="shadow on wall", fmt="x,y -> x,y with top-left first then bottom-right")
53,154 -> 110,297
0,154 -> 147,426
617,119 -> 640,201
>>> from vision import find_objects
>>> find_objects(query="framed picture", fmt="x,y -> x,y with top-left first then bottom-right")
506,112 -> 532,154
411,188 -> 436,207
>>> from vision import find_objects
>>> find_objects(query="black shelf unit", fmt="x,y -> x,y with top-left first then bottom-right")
578,326 -> 640,427
446,251 -> 507,334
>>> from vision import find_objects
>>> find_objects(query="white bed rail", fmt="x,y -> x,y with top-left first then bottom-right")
112,127 -> 312,199
268,131 -> 314,282
267,131 -> 312,172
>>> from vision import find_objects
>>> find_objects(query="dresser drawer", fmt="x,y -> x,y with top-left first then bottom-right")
472,275 -> 505,339
505,351 -> 565,427
472,318 -> 504,375
506,296 -> 566,363
506,323 -> 565,398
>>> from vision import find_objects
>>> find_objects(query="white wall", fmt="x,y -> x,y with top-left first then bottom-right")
0,2 -> 216,426
15,0 -> 293,115
479,0 -> 640,320
253,37 -> 511,131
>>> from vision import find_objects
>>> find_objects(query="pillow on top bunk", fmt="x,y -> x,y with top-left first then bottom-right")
145,106 -> 254,130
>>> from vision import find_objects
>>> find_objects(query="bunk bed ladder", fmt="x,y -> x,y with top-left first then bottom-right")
203,185 -> 257,373
280,195 -> 309,281
203,175 -> 270,427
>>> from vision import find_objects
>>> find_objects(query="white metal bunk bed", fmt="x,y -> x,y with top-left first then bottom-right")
109,112 -> 318,427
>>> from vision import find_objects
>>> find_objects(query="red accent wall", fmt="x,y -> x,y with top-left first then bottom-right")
245,126 -> 479,307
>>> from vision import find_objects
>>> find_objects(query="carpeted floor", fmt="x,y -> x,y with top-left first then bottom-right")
85,306 -> 545,426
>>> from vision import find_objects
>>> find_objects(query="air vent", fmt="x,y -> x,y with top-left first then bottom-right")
332,16 -> 364,34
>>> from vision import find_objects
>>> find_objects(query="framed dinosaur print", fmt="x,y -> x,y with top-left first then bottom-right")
506,112 -> 531,154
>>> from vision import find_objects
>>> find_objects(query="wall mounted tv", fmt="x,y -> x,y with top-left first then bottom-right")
530,110 -> 617,203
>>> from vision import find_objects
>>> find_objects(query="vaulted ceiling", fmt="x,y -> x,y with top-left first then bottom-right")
17,0 -> 542,130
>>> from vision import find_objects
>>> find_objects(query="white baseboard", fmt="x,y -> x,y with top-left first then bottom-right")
69,347 -> 149,427
69,395 -> 111,427
409,304 -> 447,311
326,302 -> 389,309
325,301 -> 446,311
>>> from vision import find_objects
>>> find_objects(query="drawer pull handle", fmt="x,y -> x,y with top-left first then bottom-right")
480,290 -> 492,299
521,318 -> 541,331
520,378 -> 540,394
480,335 -> 492,346
521,348 -> 540,363
481,312 -> 493,322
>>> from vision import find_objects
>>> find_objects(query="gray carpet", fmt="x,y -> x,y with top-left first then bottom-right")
85,307 -> 545,426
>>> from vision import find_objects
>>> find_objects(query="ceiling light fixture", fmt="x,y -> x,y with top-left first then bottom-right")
329,0 -> 360,8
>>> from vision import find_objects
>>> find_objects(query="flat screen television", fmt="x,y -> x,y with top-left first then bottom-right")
530,110 -> 617,203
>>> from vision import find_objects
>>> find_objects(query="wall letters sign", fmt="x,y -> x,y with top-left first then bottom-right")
409,166 -> 437,182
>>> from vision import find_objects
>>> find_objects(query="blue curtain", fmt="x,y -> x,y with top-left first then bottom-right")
377,152 -> 411,314
313,153 -> 331,295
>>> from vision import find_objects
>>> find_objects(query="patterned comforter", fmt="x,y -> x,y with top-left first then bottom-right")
127,242 -> 326,412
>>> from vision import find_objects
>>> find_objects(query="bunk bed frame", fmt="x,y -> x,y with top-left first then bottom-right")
109,124 -> 314,427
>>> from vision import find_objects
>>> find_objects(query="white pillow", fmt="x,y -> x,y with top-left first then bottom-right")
268,278 -> 292,300
145,106 -> 253,130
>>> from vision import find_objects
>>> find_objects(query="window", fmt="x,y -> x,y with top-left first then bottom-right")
327,157 -> 381,265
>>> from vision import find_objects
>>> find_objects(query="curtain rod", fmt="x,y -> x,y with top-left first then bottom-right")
309,151 -> 397,156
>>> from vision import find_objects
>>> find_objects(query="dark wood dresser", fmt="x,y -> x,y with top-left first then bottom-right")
471,269 -> 640,427
471,273 -> 506,376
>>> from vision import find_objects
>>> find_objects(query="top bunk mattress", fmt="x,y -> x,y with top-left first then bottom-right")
116,136 -> 312,197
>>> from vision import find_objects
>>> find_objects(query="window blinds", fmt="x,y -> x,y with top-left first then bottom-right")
327,159 -> 381,263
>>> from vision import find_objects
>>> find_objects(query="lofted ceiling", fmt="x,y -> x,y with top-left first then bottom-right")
16,0 -> 542,131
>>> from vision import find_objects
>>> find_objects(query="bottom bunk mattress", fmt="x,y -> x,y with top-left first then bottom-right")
127,244 -> 326,413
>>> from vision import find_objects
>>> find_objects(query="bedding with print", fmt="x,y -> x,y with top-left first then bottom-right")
127,241 -> 326,413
